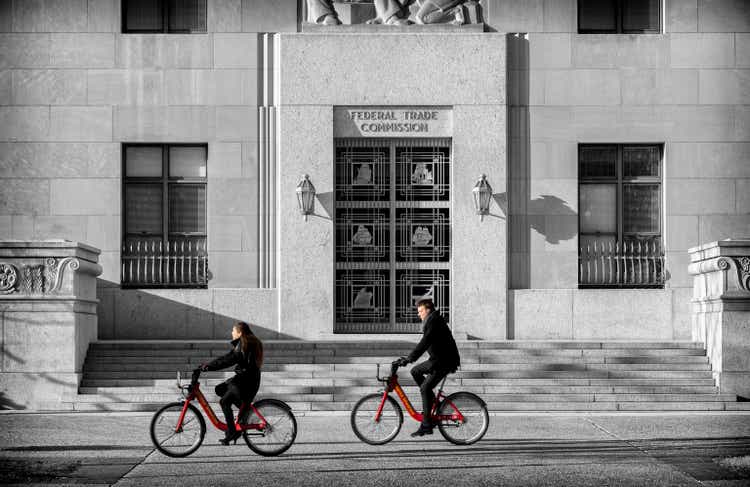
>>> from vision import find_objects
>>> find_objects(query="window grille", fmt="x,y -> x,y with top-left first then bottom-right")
578,144 -> 664,288
335,138 -> 451,333
122,144 -> 207,288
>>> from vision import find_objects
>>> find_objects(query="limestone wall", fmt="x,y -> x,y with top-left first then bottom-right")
503,0 -> 750,292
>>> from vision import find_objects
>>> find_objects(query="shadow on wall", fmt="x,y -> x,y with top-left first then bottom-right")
97,279 -> 299,340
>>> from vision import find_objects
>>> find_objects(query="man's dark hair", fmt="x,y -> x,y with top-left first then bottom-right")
416,299 -> 435,311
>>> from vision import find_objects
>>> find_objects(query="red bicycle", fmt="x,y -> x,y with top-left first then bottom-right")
149,371 -> 297,457
351,360 -> 489,445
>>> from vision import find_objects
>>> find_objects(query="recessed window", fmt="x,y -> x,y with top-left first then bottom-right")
578,144 -> 664,288
122,144 -> 208,288
578,0 -> 661,34
122,0 -> 207,33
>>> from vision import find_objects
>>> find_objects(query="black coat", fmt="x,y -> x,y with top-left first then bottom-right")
204,338 -> 261,398
407,310 -> 460,370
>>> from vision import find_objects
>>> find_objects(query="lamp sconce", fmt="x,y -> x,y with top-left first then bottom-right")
472,174 -> 492,221
296,174 -> 316,221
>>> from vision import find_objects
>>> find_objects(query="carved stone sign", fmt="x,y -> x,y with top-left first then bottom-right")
334,107 -> 453,138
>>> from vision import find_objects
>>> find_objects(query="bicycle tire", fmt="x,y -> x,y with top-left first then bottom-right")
243,399 -> 297,456
150,402 -> 206,457
436,391 -> 489,445
350,393 -> 403,445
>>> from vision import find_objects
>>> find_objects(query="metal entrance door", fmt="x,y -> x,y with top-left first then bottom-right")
334,138 -> 451,333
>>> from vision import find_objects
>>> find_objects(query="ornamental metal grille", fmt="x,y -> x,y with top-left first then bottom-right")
396,208 -> 450,262
335,142 -> 390,202
396,269 -> 450,325
335,208 -> 390,262
396,143 -> 450,201
335,138 -> 451,333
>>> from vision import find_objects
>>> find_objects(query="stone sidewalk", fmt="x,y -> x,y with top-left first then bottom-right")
1,412 -> 749,486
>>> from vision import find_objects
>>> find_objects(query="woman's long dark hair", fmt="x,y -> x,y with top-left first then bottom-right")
234,321 -> 263,368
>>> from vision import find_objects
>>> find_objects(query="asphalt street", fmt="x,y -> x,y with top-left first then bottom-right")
1,412 -> 750,486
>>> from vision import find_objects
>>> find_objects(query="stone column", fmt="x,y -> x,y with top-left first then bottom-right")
0,240 -> 102,410
688,239 -> 750,399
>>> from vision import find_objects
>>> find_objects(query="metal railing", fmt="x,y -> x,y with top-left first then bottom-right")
579,239 -> 664,287
122,236 -> 207,287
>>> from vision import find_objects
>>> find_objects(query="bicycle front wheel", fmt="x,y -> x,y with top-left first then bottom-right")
150,402 -> 206,457
243,399 -> 297,456
436,392 -> 489,445
350,393 -> 403,445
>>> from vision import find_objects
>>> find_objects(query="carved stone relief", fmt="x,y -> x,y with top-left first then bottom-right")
0,263 -> 18,294
0,257 -> 80,295
736,257 -> 750,292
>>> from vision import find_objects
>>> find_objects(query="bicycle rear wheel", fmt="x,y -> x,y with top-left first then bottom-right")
436,392 -> 489,445
243,399 -> 297,456
150,402 -> 206,457
350,393 -> 403,445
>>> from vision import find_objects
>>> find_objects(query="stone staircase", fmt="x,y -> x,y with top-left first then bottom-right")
67,340 -> 750,412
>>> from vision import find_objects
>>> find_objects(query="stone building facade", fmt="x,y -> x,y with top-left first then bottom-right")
0,0 -> 748,341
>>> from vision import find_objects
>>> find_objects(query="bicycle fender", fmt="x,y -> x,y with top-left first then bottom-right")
254,398 -> 293,411
446,391 -> 487,407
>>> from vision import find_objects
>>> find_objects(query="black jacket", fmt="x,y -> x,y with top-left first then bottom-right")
204,338 -> 260,378
407,310 -> 460,370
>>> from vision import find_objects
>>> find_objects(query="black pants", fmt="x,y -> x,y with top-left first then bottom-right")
215,370 -> 260,438
410,359 -> 451,427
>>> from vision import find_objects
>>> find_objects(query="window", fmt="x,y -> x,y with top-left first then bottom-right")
122,144 -> 208,288
578,144 -> 664,287
335,138 -> 451,333
122,0 -> 207,33
578,0 -> 661,33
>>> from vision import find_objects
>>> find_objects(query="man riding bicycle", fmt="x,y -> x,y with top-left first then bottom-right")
396,298 -> 460,437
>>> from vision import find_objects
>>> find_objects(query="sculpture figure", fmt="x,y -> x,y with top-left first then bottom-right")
411,163 -> 434,185
352,225 -> 373,246
353,287 -> 374,308
306,0 -> 341,25
367,0 -> 414,25
353,163 -> 373,185
412,226 -> 433,246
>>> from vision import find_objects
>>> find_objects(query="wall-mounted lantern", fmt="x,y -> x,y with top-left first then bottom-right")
296,174 -> 316,221
472,174 -> 492,221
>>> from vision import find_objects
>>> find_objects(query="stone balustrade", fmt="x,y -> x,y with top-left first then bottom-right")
689,239 -> 750,399
0,240 -> 102,410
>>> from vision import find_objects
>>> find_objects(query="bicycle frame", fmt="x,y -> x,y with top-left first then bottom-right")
375,368 -> 465,424
175,383 -> 268,433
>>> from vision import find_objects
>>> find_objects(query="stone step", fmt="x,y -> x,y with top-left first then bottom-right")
66,391 -> 739,404
62,399 -> 750,413
80,370 -> 714,381
86,353 -> 708,366
83,362 -> 713,374
88,340 -> 706,350
85,346 -> 709,357
80,377 -> 718,388
79,384 -> 721,396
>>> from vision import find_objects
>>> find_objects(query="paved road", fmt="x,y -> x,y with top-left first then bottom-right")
1,412 -> 750,486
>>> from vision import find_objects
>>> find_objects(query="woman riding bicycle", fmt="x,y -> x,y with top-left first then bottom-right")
196,321 -> 263,445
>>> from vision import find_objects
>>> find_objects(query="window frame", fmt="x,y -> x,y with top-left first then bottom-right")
121,0 -> 208,34
121,143 -> 208,288
578,143 -> 664,288
577,0 -> 662,34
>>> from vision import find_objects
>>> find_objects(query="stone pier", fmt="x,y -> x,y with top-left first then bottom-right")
0,241 -> 101,410
689,239 -> 750,399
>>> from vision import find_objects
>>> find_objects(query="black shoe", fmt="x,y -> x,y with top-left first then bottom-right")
219,430 -> 242,445
411,424 -> 434,437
